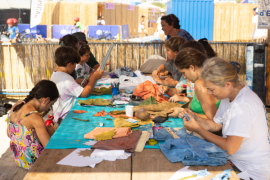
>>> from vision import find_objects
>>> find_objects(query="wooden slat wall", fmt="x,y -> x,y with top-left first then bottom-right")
40,2 -> 60,38
213,3 -> 258,41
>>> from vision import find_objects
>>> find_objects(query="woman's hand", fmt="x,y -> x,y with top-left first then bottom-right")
179,109 -> 196,119
169,95 -> 190,103
158,85 -> 169,95
168,107 -> 184,117
46,123 -> 56,137
183,113 -> 201,133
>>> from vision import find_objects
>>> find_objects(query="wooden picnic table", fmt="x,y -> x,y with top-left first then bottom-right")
23,148 -> 239,180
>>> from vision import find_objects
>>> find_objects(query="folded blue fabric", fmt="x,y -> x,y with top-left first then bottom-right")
159,128 -> 228,166
153,128 -> 173,141
211,169 -> 231,180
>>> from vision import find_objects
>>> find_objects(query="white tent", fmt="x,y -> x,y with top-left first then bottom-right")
137,2 -> 165,12
1,0 -> 31,9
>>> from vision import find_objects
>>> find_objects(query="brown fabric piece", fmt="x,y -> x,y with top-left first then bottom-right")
133,102 -> 185,117
91,130 -> 142,153
133,80 -> 169,103
84,127 -> 132,139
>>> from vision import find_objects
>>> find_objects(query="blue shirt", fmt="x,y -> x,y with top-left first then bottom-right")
7,26 -> 19,39
167,29 -> 194,41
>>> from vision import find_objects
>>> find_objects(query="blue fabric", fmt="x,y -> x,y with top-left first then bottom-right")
195,169 -> 211,177
52,25 -> 79,39
159,128 -> 228,166
7,26 -> 18,39
167,29 -> 194,41
46,94 -> 184,149
88,25 -> 119,38
211,169 -> 231,180
153,128 -> 173,141
18,24 -> 47,38
122,24 -> 129,39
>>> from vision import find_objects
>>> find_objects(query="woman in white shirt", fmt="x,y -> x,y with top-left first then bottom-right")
180,57 -> 270,180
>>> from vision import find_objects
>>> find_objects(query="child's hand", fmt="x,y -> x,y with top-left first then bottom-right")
158,85 -> 169,95
46,124 -> 56,136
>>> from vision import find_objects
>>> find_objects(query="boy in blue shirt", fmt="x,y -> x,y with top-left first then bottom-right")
3,18 -> 19,43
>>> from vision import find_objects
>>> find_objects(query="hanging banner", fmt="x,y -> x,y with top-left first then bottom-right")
30,0 -> 45,28
127,5 -> 135,11
258,0 -> 270,29
105,3 -> 115,10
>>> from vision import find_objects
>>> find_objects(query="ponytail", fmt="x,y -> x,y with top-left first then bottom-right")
13,80 -> 59,112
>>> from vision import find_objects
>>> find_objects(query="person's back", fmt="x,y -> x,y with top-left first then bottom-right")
7,80 -> 59,170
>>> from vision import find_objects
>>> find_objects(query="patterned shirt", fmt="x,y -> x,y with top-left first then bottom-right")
75,62 -> 95,79
175,75 -> 194,97
167,29 -> 194,41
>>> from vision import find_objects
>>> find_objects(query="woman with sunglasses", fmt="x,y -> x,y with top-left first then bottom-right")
161,14 -> 194,41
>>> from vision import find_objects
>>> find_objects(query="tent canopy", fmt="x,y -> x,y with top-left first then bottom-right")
1,0 -> 31,9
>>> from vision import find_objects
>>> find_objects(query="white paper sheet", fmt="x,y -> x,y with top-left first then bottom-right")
168,166 -> 211,180
90,149 -> 131,161
113,100 -> 129,105
83,140 -> 98,146
57,148 -> 103,168
97,78 -> 119,84
237,171 -> 250,180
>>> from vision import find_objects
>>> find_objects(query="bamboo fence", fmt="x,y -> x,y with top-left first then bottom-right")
0,40 -> 266,98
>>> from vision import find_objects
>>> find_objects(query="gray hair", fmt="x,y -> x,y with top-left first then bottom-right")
201,57 -> 240,87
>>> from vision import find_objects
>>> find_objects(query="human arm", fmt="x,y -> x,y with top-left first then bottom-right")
195,79 -> 218,120
79,70 -> 104,98
251,23 -> 256,39
31,114 -> 51,147
182,113 -> 244,155
153,76 -> 178,87
152,64 -> 166,76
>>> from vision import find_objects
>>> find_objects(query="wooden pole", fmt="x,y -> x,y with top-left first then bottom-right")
266,29 -> 270,106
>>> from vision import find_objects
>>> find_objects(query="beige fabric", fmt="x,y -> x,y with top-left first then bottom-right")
135,131 -> 150,152
140,55 -> 166,73
133,102 -> 186,117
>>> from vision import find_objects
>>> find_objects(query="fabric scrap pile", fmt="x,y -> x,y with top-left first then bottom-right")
84,127 -> 132,139
90,87 -> 112,95
133,80 -> 169,103
113,117 -> 154,128
159,128 -> 228,166
78,98 -> 113,106
72,110 -> 87,114
94,109 -> 107,117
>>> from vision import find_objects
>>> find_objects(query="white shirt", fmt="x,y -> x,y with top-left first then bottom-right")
214,86 -> 270,180
157,17 -> 163,32
252,15 -> 267,38
97,20 -> 105,25
51,71 -> 84,122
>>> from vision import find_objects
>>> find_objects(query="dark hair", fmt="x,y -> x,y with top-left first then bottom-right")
79,42 -> 90,56
161,14 -> 180,29
59,35 -> 79,50
13,80 -> 59,112
175,47 -> 207,69
55,46 -> 80,67
165,36 -> 186,52
72,32 -> 88,44
141,15 -> 145,18
230,61 -> 241,73
198,38 -> 217,58
179,41 -> 206,54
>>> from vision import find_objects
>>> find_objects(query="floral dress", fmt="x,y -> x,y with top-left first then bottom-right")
175,75 -> 195,97
6,111 -> 44,170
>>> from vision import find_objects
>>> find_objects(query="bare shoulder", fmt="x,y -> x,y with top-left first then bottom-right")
194,78 -> 206,92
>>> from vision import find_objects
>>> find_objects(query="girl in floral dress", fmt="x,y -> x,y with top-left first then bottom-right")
6,80 -> 59,170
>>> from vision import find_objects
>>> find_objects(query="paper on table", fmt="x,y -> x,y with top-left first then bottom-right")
83,140 -> 98,146
114,100 -> 129,105
168,166 -> 211,180
90,149 -> 131,161
57,148 -> 103,168
237,171 -> 250,180
97,78 -> 119,84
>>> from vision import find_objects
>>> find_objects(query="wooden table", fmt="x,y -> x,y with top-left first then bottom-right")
23,149 -> 239,180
